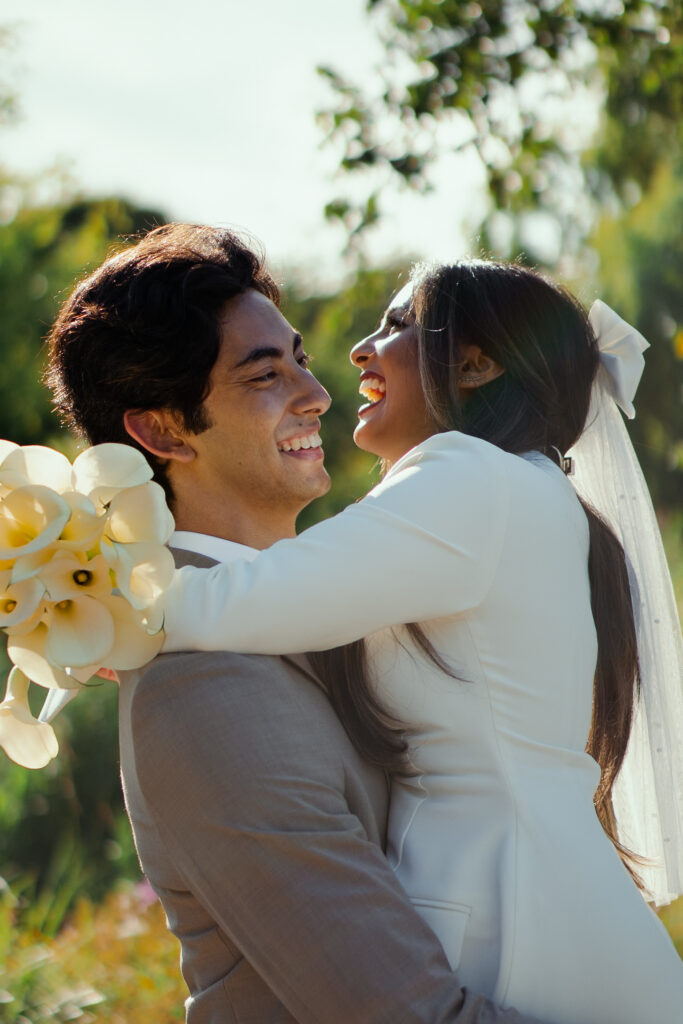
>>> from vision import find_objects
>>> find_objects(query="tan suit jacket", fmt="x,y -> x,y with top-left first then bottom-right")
118,550 -> 546,1024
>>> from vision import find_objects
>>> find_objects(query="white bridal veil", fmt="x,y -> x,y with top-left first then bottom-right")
569,300 -> 683,906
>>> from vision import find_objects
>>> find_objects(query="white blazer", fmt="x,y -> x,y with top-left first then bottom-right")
164,432 -> 683,1024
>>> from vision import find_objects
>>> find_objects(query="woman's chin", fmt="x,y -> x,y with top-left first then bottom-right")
352,419 -> 383,457
353,419 -> 439,466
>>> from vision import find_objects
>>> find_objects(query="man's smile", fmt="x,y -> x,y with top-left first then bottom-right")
277,430 -> 324,457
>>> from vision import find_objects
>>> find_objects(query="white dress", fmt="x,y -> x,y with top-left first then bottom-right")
163,431 -> 683,1024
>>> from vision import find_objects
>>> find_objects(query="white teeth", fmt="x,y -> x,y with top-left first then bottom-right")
278,431 -> 322,453
359,377 -> 386,402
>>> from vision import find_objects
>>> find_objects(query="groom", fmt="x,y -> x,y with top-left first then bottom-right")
45,224 -> 547,1023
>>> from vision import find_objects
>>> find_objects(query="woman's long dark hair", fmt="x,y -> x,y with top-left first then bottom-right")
311,260 -> 641,880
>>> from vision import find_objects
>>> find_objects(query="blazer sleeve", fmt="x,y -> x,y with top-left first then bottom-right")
132,651 -> 545,1024
162,433 -> 510,655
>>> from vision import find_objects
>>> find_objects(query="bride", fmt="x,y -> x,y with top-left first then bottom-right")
161,259 -> 683,1023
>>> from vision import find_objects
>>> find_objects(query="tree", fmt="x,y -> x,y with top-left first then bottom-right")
281,264 -> 406,528
318,0 -> 683,256
0,191 -> 166,449
0,26 -> 18,129
587,160 -> 683,509
0,190 -> 167,899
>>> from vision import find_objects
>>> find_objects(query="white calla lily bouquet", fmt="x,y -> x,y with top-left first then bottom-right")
0,441 -> 175,770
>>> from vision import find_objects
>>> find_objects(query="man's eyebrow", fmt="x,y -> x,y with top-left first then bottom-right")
232,332 -> 304,370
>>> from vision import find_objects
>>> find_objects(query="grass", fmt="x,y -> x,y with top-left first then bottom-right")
0,880 -> 185,1023
660,897 -> 683,959
653,514 -> 683,954
660,511 -> 683,622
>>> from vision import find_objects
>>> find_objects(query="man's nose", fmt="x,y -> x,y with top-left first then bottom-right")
295,372 -> 331,415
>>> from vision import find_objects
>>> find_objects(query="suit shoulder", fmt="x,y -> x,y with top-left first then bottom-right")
124,649 -> 355,779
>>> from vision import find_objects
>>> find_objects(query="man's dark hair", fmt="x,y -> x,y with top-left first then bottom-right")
45,222 -> 280,502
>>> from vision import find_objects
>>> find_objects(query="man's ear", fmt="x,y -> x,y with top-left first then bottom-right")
123,409 -> 196,463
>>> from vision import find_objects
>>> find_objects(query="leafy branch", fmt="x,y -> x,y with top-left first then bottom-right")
317,0 -> 683,256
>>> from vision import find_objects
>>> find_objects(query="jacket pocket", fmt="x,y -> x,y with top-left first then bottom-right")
410,897 -> 471,972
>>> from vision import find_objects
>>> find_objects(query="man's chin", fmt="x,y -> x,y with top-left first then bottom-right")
312,466 -> 332,497
299,466 -> 332,505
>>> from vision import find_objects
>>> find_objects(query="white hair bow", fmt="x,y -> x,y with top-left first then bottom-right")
588,300 -> 649,420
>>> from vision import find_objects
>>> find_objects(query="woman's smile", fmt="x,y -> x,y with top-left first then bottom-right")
350,287 -> 439,463
358,372 -> 386,415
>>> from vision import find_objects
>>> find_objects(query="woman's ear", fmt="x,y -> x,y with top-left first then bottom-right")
458,344 -> 504,389
123,409 -> 196,463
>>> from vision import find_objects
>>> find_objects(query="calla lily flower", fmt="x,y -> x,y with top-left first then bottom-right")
140,593 -> 165,635
0,668 -> 59,769
0,445 -> 73,494
101,594 -> 165,670
8,622 -> 89,689
0,440 -> 19,463
57,491 -> 104,551
0,440 -> 19,497
38,552 -> 111,603
72,444 -> 153,509
43,595 -> 115,669
0,441 -> 175,767
0,485 -> 71,562
105,540 -> 175,610
4,602 -> 45,637
105,482 -> 174,545
10,544 -> 58,583
66,663 -> 108,684
0,573 -> 46,628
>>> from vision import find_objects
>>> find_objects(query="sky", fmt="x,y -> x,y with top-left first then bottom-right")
2,0 -> 487,286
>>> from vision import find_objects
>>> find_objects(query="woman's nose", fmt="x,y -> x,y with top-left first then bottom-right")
350,335 -> 374,366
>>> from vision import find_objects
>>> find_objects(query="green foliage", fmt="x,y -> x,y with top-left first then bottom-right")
0,879 -> 185,1021
662,513 -> 683,622
318,0 -> 682,255
596,2 -> 683,203
0,188 -> 166,907
660,894 -> 683,959
588,162 -> 683,507
0,25 -> 20,130
0,187 -> 166,448
0,674 -> 140,905
282,263 -> 410,528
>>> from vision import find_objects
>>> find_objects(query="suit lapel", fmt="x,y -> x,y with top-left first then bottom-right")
170,547 -> 219,571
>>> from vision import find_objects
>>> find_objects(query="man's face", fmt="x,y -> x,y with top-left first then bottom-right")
186,289 -> 331,521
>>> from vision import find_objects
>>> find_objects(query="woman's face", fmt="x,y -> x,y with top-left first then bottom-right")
350,283 -> 439,464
